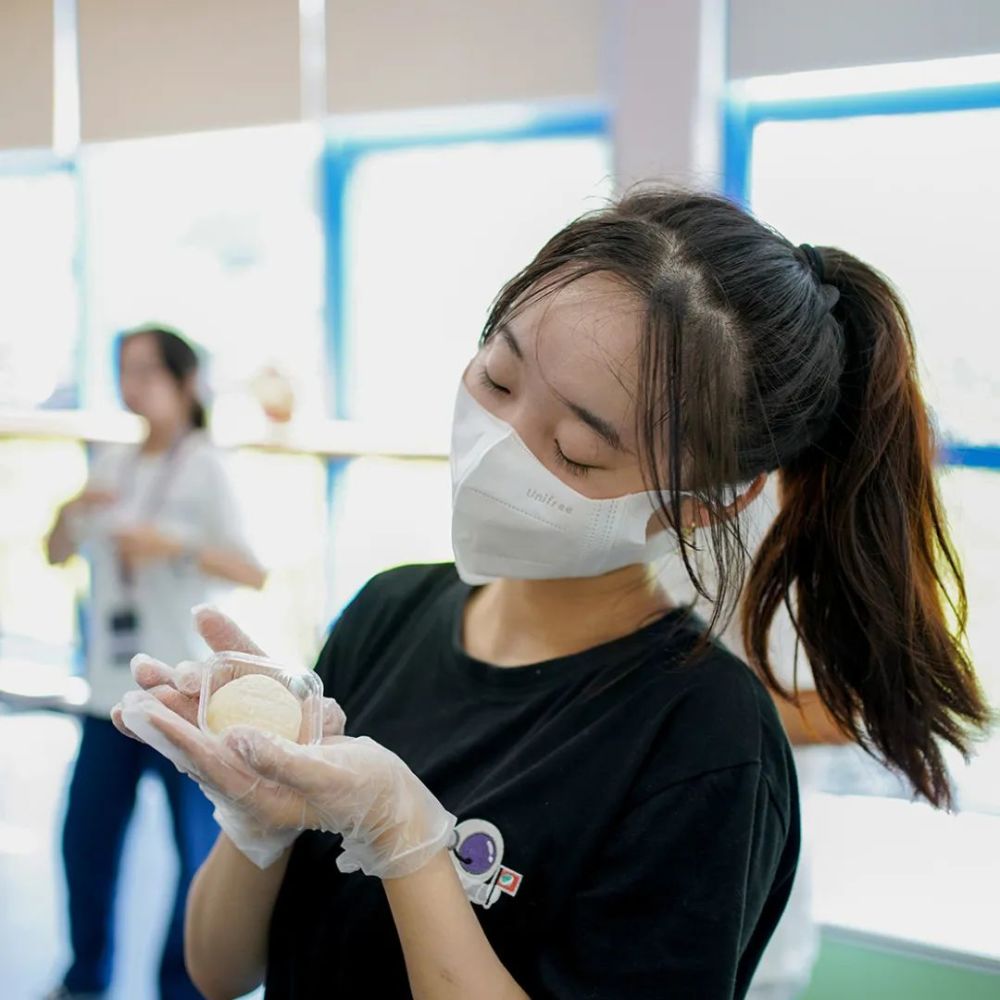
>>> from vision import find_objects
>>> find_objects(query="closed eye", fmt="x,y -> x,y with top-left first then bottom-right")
478,368 -> 510,395
478,363 -> 599,476
553,441 -> 596,477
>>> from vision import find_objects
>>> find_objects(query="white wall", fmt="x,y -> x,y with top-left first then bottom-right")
6,1 -> 1000,174
0,0 -> 54,149
326,0 -> 602,113
729,0 -> 1000,78
53,0 -> 606,146
78,0 -> 301,142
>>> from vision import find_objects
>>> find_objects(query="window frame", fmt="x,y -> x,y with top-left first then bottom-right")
723,76 -> 1000,469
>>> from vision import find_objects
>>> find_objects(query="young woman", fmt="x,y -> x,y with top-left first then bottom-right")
46,326 -> 265,1000
114,191 -> 988,1000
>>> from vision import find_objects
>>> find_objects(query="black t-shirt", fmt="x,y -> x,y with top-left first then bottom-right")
265,564 -> 800,999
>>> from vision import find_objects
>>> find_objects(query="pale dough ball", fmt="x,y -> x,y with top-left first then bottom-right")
206,673 -> 302,742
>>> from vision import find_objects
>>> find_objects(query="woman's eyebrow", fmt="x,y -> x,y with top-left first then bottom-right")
497,323 -> 524,360
495,321 -> 630,454
562,397 -> 629,454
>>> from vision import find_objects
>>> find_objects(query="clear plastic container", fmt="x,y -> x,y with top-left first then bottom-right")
197,651 -> 324,745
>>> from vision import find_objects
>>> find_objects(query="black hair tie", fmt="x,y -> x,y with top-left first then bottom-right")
799,243 -> 825,283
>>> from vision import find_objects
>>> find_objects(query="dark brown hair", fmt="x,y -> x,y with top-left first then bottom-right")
117,324 -> 207,429
482,187 -> 990,808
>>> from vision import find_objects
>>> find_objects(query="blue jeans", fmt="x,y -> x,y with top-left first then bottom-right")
61,715 -> 218,1000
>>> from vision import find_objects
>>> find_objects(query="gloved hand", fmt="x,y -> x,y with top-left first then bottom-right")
113,608 -> 455,878
113,605 -> 346,868
225,728 -> 456,879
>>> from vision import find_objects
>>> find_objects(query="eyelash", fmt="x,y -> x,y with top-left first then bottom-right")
478,368 -> 509,395
478,365 -> 595,477
553,441 -> 593,478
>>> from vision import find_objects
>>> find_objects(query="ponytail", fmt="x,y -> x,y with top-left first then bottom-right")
743,248 -> 991,808
190,398 -> 207,429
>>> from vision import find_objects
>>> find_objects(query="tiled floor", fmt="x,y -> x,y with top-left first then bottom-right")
0,709 -> 184,1000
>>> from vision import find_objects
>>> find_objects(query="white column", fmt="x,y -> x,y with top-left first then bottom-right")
605,0 -> 727,193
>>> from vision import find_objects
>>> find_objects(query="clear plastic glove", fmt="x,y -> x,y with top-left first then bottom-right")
226,728 -> 456,879
113,608 -> 455,878
112,606 -> 346,868
119,686 -> 310,867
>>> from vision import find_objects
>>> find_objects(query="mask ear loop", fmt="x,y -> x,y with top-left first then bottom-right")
683,476 -> 760,545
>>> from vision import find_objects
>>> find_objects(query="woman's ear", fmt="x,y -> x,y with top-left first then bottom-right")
690,472 -> 768,528
734,472 -> 768,513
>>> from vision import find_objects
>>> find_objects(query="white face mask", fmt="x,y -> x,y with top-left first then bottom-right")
449,382 -> 695,585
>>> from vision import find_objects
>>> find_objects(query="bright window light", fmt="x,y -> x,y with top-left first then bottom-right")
0,170 -> 78,408
79,123 -> 327,421
341,133 -> 612,446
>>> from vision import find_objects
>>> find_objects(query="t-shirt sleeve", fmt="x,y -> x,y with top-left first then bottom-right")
533,762 -> 796,1000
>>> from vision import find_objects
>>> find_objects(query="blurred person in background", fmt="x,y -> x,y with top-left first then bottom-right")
45,325 -> 265,1000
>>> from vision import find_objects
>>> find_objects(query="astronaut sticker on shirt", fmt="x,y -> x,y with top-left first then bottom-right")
449,818 -> 523,909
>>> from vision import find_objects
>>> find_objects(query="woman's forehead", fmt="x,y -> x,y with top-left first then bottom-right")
516,273 -> 645,409
121,333 -> 158,359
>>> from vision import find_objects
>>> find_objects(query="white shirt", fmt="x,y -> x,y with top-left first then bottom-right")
70,431 -> 253,717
